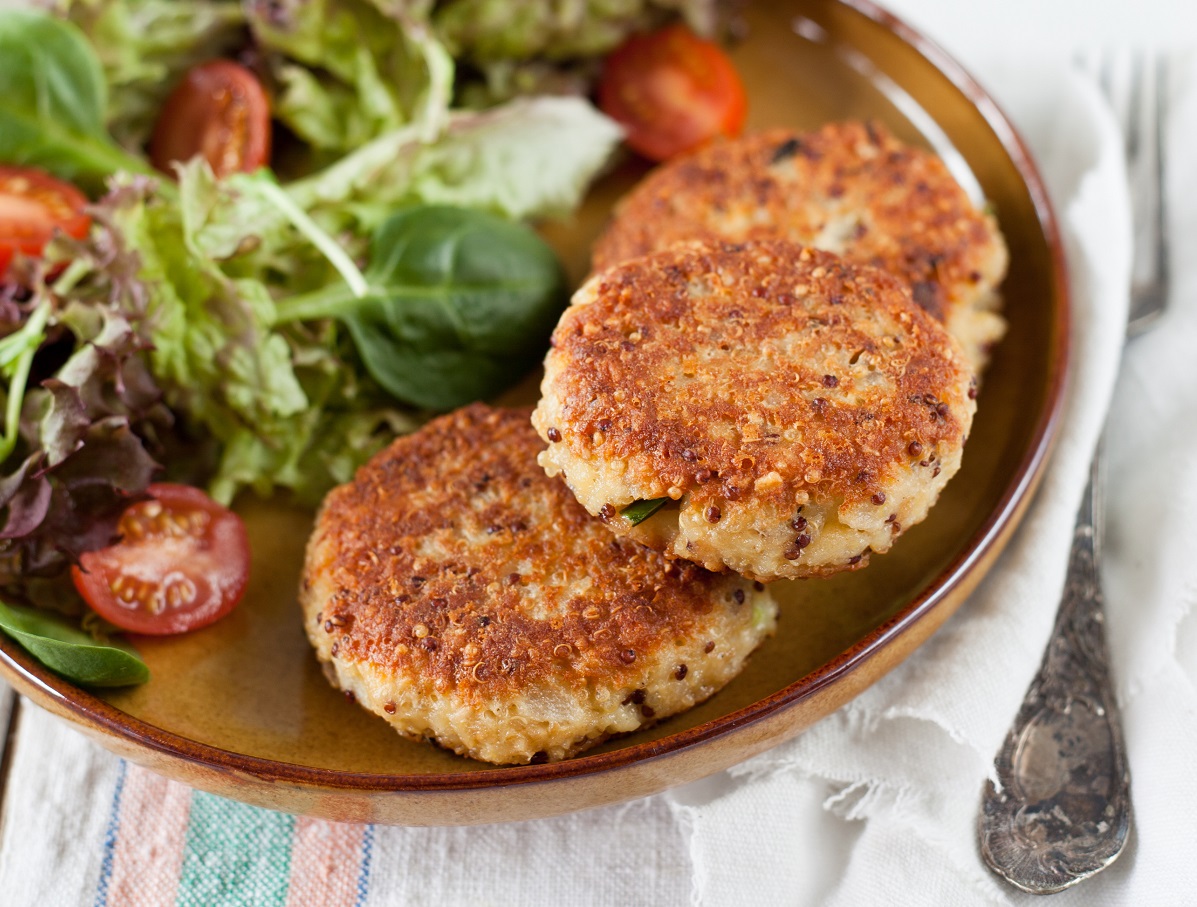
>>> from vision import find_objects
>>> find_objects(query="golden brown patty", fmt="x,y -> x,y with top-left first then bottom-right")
591,121 -> 1008,371
534,240 -> 976,582
301,404 -> 777,765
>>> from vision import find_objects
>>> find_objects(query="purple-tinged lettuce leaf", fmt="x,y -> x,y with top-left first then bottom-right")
40,167 -> 413,507
0,454 -> 53,540
0,192 -> 172,599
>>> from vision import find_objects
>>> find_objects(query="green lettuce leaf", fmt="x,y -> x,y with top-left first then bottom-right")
156,93 -> 620,499
434,0 -> 716,63
51,0 -> 247,151
2,91 -> 618,511
433,0 -> 717,105
246,0 -> 452,159
107,168 -> 305,430
192,99 -> 618,499
76,168 -> 420,506
288,96 -> 623,235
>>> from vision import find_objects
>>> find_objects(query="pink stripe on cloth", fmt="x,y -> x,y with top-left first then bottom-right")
107,763 -> 193,907
284,818 -> 367,907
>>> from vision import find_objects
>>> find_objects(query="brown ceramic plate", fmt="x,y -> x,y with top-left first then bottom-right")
0,0 -> 1068,825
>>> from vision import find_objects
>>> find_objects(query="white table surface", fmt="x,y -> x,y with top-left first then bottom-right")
883,0 -> 1195,56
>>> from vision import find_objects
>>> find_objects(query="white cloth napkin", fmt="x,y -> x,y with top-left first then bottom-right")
665,54 -> 1197,907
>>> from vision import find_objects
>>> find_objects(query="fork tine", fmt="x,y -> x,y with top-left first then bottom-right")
1078,49 -> 1133,157
1096,50 -> 1118,121
1084,49 -> 1168,334
1125,50 -> 1146,161
1146,56 -> 1169,317
1125,53 -> 1169,332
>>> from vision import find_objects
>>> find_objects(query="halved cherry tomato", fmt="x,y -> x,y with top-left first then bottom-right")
0,167 -> 91,274
71,484 -> 251,636
598,25 -> 747,162
148,60 -> 271,178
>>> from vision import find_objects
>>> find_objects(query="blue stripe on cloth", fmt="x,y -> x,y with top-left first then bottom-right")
175,792 -> 296,907
353,824 -> 375,907
92,759 -> 128,907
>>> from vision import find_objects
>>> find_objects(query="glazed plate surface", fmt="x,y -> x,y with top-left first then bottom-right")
0,0 -> 1069,825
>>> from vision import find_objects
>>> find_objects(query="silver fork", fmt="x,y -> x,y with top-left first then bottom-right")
978,51 -> 1170,894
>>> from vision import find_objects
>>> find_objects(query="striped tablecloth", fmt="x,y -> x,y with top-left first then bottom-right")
0,690 -> 693,906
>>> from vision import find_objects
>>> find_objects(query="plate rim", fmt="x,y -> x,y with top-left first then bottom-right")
0,0 -> 1072,796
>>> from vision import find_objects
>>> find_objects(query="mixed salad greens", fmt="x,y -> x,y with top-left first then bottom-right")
0,0 -> 727,683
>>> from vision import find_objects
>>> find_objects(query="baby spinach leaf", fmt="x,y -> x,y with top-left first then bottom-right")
0,600 -> 149,687
275,205 -> 567,411
0,10 -> 153,189
621,498 -> 668,526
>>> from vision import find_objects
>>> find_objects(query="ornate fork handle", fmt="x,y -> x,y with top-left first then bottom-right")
979,50 -> 1169,893
979,453 -> 1132,894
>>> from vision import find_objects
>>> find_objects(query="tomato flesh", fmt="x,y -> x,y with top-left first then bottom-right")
599,25 -> 747,161
72,484 -> 251,635
0,167 -> 91,274
149,60 -> 271,178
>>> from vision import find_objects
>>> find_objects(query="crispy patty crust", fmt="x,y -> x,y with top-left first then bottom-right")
591,121 -> 1008,370
534,240 -> 976,582
301,404 -> 777,765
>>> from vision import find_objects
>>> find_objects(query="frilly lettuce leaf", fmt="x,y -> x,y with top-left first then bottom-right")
107,168 -> 306,429
0,0 -> 647,622
45,0 -> 453,164
48,0 -> 247,151
433,0 -> 717,105
245,0 -> 453,159
0,269 -> 168,601
288,96 -> 623,235
434,0 -> 716,63
148,97 -> 618,502
94,167 -> 413,506
0,20 -> 621,516
32,90 -> 618,508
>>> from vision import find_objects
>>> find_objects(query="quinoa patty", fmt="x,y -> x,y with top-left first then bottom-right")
591,121 -> 1008,371
301,404 -> 777,765
534,240 -> 976,582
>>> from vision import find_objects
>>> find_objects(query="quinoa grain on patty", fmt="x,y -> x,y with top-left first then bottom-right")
534,239 -> 976,582
301,404 -> 777,765
592,121 -> 1008,372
